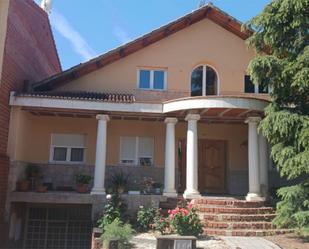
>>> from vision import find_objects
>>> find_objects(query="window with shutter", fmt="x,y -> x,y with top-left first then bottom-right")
120,136 -> 154,166
50,134 -> 86,163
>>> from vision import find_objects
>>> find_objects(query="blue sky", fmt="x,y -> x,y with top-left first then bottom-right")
37,0 -> 271,70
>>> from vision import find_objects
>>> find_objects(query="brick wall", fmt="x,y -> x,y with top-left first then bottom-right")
0,0 -> 61,223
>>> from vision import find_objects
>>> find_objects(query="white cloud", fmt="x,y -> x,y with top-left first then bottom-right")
113,25 -> 131,44
50,9 -> 96,61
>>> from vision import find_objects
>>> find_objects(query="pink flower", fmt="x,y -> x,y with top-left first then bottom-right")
187,203 -> 193,209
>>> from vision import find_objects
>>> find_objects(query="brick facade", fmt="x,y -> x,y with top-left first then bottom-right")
0,0 -> 61,235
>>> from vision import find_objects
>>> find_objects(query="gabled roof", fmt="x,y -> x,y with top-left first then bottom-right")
33,3 -> 252,91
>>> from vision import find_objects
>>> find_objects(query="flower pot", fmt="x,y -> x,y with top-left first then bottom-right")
117,186 -> 125,194
36,185 -> 47,193
17,180 -> 30,192
76,184 -> 89,193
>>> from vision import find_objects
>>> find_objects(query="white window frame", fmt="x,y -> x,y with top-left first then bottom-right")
137,68 -> 167,91
191,64 -> 220,96
119,136 -> 154,166
49,133 -> 86,164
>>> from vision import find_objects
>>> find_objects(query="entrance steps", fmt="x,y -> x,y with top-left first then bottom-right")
192,197 -> 294,236
159,196 -> 294,236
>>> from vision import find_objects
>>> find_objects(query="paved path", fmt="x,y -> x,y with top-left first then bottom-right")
221,236 -> 281,249
130,233 -> 282,249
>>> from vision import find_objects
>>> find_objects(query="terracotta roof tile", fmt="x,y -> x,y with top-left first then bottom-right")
15,91 -> 135,103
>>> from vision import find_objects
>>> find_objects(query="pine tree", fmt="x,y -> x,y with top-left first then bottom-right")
244,0 -> 309,229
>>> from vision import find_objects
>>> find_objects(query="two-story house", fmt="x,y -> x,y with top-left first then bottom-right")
6,3 -> 287,248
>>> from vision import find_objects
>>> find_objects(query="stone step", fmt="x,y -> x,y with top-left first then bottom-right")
202,213 -> 276,222
204,221 -> 276,230
192,198 -> 265,208
203,228 -> 294,237
197,205 -> 274,214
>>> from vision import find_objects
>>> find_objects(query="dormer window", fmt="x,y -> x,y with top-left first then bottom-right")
191,65 -> 218,96
138,69 -> 167,90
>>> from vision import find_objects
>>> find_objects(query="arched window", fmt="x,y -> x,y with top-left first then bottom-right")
191,65 -> 218,96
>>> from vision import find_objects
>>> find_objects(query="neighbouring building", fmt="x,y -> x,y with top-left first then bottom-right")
5,3 -> 289,248
0,0 -> 61,246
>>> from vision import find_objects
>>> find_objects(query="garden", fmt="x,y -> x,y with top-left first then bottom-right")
94,193 -> 205,249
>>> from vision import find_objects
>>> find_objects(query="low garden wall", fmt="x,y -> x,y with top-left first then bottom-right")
9,161 -> 170,192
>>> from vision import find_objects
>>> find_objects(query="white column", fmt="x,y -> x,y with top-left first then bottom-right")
259,133 -> 269,197
245,116 -> 263,201
91,114 -> 109,195
183,114 -> 201,199
163,118 -> 178,197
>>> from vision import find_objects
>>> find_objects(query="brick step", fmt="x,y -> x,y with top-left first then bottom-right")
192,198 -> 265,208
204,221 -> 276,230
203,228 -> 294,237
197,205 -> 274,214
202,213 -> 276,222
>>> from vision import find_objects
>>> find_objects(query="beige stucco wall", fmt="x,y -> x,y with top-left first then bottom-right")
0,0 -> 9,83
58,19 -> 254,97
9,110 -> 248,171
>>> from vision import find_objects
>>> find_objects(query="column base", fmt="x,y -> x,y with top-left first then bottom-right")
183,190 -> 201,199
163,190 -> 177,197
246,192 -> 265,201
91,188 -> 106,195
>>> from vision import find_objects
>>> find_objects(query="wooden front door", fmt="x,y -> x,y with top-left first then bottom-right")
178,139 -> 227,194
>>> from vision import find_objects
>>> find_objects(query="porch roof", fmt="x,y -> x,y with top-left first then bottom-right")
10,92 -> 269,123
15,91 -> 135,103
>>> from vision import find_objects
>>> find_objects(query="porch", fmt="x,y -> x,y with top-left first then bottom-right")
7,94 -> 272,203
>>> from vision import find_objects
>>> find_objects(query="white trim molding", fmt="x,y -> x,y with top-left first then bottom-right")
163,97 -> 268,113
10,92 -> 269,115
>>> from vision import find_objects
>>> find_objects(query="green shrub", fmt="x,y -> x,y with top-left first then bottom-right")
136,205 -> 160,232
98,194 -> 127,231
101,218 -> 133,249
168,203 -> 203,237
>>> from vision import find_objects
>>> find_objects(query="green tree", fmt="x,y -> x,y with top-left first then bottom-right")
244,0 -> 309,229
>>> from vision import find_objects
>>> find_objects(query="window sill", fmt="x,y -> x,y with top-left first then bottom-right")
137,88 -> 167,92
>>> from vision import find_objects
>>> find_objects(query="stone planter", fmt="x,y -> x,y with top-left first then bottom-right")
156,235 -> 197,249
154,188 -> 161,194
128,190 -> 140,195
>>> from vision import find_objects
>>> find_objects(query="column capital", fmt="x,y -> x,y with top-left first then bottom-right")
185,114 -> 200,121
96,114 -> 110,121
245,116 -> 261,124
164,117 -> 178,124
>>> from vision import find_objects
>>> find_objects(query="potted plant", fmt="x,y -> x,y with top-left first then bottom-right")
152,182 -> 162,194
111,171 -> 128,194
16,178 -> 30,192
35,175 -> 47,193
141,177 -> 154,194
25,164 -> 40,178
75,174 -> 92,193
